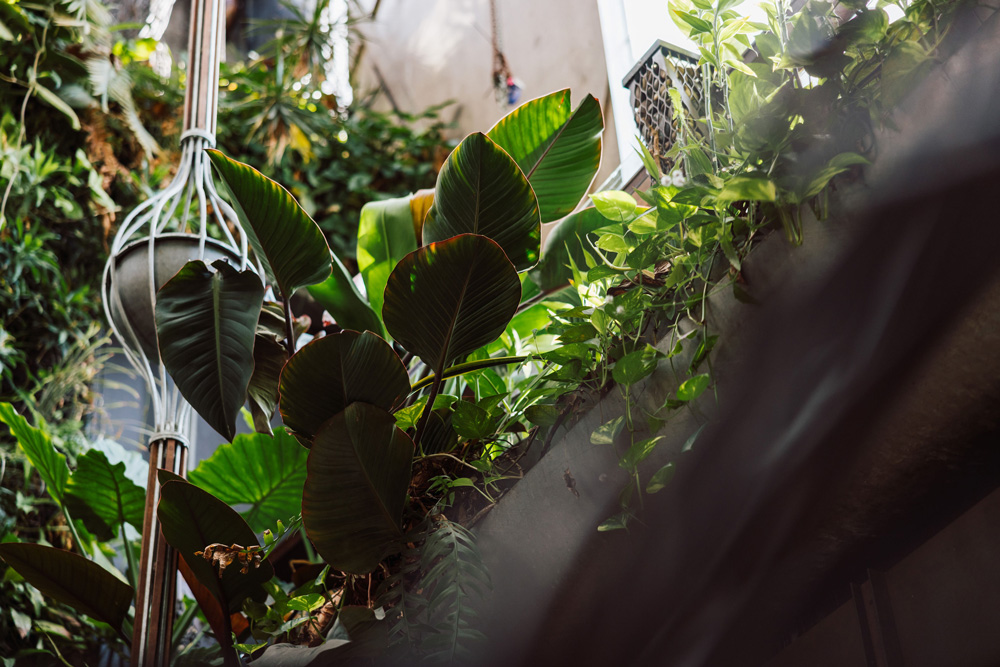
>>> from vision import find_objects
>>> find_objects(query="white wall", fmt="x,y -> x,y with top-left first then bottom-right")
353,0 -> 620,184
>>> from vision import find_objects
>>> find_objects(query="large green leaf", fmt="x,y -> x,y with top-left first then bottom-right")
423,133 -> 541,272
357,196 -> 419,320
0,543 -> 133,629
306,251 -> 384,335
279,331 -> 409,445
206,149 -> 331,298
0,403 -> 68,504
157,480 -> 273,613
529,207 -> 609,291
303,403 -> 414,574
488,90 -> 603,223
382,234 -> 521,374
64,449 -> 146,542
187,428 -> 307,534
155,259 -> 264,442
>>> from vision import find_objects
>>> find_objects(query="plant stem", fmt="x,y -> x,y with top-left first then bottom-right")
413,370 -> 444,450
283,295 -> 296,357
122,523 -> 138,589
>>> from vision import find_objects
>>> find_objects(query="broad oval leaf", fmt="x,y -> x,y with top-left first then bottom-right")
529,207 -> 608,291
155,259 -> 264,442
356,196 -> 418,321
279,331 -> 409,445
0,543 -> 133,629
187,428 -> 307,533
0,403 -> 68,503
423,133 -> 541,272
488,89 -> 603,223
206,149 -> 331,298
383,234 -> 521,374
306,251 -> 384,335
157,480 -> 274,612
247,334 -> 286,435
64,449 -> 146,541
303,403 -> 414,574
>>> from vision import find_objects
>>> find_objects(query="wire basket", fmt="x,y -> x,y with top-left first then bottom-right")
623,40 -> 706,176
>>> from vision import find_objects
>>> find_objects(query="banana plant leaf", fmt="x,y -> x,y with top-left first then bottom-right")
0,403 -> 68,503
488,90 -> 603,223
279,330 -> 409,446
357,196 -> 418,321
0,543 -> 133,631
207,149 -> 331,299
410,188 -> 436,245
382,234 -> 522,375
64,448 -> 146,542
529,206 -> 609,291
303,403 -> 414,574
187,428 -> 307,534
157,480 -> 273,613
155,259 -> 264,442
423,132 -> 541,272
306,251 -> 384,336
247,334 -> 286,434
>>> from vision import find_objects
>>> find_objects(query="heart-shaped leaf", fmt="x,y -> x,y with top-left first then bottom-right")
303,403 -> 414,574
279,331 -> 410,446
306,250 -> 384,335
529,206 -> 609,291
155,259 -> 264,442
157,480 -> 273,613
64,449 -> 146,541
0,543 -> 134,630
206,149 -> 331,298
357,196 -> 418,320
487,90 -> 603,223
423,133 -> 541,272
382,234 -> 521,374
0,403 -> 68,503
187,428 -> 307,533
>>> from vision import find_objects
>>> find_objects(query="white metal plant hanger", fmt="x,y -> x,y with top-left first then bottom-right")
100,0 -> 257,662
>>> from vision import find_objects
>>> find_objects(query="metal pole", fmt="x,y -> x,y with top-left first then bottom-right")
130,0 -> 225,663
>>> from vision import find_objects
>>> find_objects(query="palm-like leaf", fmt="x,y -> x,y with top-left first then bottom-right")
0,403 -> 68,503
423,133 -> 541,272
206,149 -> 331,298
155,260 -> 264,442
187,428 -> 307,533
280,330 -> 409,445
356,196 -> 418,320
306,251 -> 383,335
303,403 -> 414,574
382,234 -> 521,374
0,543 -> 133,630
487,90 -> 603,223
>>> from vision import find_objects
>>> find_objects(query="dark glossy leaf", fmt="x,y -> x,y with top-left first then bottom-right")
251,607 -> 387,665
279,331 -> 409,445
451,401 -> 496,440
64,449 -> 145,542
306,251 -> 384,335
0,403 -> 68,503
187,428 -> 307,533
303,403 -> 414,574
157,480 -> 273,613
0,543 -> 133,629
677,373 -> 711,402
524,404 -> 562,427
383,234 -> 521,374
357,196 -> 418,320
423,133 -> 541,272
155,259 -> 264,442
488,89 -> 603,223
529,207 -> 609,290
207,150 -> 331,298
247,334 -> 286,435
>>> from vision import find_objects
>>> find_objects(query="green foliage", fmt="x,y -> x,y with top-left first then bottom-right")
154,260 -> 265,442
187,428 -> 308,534
302,403 -> 414,574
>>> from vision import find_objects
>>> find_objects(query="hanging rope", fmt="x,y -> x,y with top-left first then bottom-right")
489,0 -> 521,107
